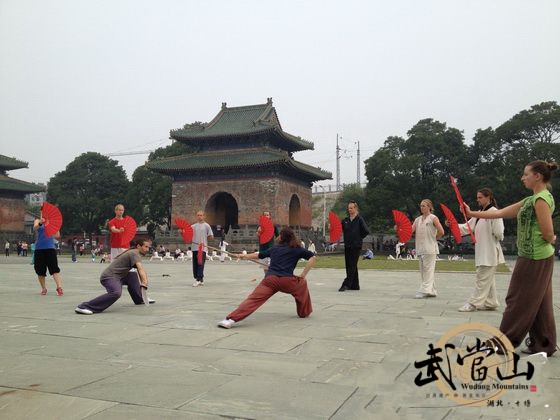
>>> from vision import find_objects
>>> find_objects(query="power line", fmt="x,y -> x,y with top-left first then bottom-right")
107,150 -> 153,157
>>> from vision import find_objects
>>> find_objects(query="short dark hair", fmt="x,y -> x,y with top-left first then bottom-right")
133,238 -> 151,247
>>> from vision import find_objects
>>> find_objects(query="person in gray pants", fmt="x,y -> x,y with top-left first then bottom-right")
75,239 -> 153,314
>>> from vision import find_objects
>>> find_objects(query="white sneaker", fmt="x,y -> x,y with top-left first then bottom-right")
192,281 -> 201,287
217,319 -> 235,329
75,307 -> 93,315
415,292 -> 428,299
148,298 -> 156,304
458,303 -> 477,312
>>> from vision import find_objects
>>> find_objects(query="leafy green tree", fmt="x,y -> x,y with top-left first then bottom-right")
362,119 -> 471,232
127,142 -> 192,238
47,152 -> 130,239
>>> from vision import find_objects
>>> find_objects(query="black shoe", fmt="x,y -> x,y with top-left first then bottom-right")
338,285 -> 348,292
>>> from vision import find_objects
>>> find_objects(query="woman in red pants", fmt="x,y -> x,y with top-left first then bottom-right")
218,227 -> 316,328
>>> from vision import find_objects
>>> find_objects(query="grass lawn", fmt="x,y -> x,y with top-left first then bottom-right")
300,255 -> 511,272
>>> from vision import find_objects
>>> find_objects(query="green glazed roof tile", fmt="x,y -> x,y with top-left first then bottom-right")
0,154 -> 28,171
170,99 -> 314,151
0,175 -> 46,193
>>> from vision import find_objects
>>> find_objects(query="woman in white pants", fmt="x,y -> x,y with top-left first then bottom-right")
412,199 -> 444,298
457,188 -> 504,311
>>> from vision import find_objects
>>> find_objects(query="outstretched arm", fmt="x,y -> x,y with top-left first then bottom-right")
239,251 -> 260,260
465,201 -> 523,220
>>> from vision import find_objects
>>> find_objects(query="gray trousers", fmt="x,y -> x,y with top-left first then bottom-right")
78,271 -> 144,313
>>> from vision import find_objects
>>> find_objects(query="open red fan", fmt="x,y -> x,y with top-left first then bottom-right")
392,210 -> 412,243
258,215 -> 275,244
121,216 -> 137,246
440,203 -> 462,244
41,202 -> 63,237
450,175 -> 476,243
328,211 -> 343,242
175,218 -> 194,243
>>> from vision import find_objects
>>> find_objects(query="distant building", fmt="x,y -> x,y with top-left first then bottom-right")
148,98 -> 332,233
0,154 -> 45,241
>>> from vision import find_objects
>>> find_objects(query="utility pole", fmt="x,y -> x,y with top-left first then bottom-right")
336,134 -> 341,191
356,140 -> 360,185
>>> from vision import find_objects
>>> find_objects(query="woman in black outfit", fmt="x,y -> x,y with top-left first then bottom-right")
339,201 -> 370,291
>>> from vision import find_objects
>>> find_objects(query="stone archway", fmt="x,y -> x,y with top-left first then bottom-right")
289,194 -> 301,226
205,192 -> 239,233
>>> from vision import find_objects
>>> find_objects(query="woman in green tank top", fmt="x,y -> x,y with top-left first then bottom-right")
465,160 -> 558,357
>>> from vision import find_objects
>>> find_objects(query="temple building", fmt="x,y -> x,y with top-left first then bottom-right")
148,98 -> 331,233
0,154 -> 45,240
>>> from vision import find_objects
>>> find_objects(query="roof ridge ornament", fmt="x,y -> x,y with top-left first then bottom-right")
221,102 -> 227,109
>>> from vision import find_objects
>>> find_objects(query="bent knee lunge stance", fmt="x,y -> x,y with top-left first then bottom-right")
75,239 -> 153,315
218,227 -> 316,329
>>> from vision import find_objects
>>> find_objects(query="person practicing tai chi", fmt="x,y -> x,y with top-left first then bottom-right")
75,239 -> 154,315
338,200 -> 370,291
33,217 -> 64,296
465,160 -> 558,356
108,203 -> 128,261
412,199 -> 444,298
191,210 -> 213,287
456,188 -> 504,312
217,227 -> 316,329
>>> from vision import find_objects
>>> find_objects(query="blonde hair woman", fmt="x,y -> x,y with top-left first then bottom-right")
412,199 -> 444,298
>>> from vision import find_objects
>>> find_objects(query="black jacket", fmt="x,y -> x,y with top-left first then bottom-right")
342,215 -> 370,248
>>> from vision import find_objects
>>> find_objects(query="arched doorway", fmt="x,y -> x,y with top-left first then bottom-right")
205,192 -> 238,233
289,194 -> 301,226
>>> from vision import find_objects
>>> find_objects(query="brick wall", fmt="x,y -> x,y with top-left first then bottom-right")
172,176 -> 312,227
0,196 -> 25,233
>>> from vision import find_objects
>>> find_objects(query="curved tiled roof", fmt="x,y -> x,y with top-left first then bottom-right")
0,154 -> 28,171
0,175 -> 46,193
147,148 -> 331,181
170,99 -> 314,152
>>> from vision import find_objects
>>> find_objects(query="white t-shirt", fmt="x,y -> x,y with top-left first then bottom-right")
191,222 -> 213,251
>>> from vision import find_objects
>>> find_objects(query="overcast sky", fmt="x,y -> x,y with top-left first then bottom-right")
1,0 -> 559,188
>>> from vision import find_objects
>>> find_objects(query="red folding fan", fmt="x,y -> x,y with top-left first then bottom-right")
392,210 -> 412,243
440,203 -> 462,244
175,218 -> 194,243
328,211 -> 343,242
258,215 -> 275,244
450,175 -> 476,243
121,216 -> 137,246
41,202 -> 63,237
197,243 -> 204,264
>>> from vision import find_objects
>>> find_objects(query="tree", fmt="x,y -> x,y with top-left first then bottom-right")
47,152 -> 130,239
363,119 -> 471,231
127,142 -> 192,238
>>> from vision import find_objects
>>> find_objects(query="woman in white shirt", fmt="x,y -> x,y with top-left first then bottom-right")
457,188 -> 504,312
412,199 -> 444,298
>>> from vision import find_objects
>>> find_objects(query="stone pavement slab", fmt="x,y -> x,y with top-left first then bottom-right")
0,257 -> 559,419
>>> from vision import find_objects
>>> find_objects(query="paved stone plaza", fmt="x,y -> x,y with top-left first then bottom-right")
1,257 -> 559,419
